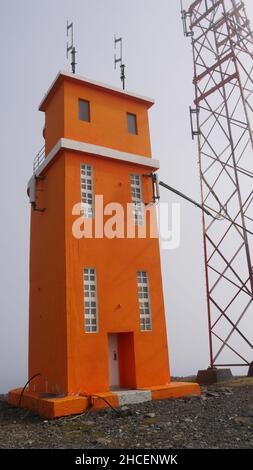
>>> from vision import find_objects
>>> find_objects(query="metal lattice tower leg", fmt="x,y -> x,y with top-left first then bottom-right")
182,0 -> 253,369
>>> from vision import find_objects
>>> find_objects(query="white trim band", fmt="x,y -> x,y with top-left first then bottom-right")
39,71 -> 155,111
33,138 -> 160,178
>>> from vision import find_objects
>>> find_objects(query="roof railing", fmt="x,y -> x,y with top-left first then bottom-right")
33,145 -> 46,173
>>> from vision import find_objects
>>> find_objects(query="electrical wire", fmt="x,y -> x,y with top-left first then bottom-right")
159,180 -> 253,236
83,391 -> 121,415
18,374 -> 121,419
18,373 -> 41,407
90,393 -> 121,414
159,180 -> 214,217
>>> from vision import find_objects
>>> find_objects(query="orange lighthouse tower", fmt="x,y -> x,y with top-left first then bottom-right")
9,72 -> 200,418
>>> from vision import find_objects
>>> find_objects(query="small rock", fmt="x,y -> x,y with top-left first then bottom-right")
219,387 -> 233,393
160,423 -> 169,430
206,391 -> 219,398
96,437 -> 112,445
173,434 -> 184,441
200,395 -> 208,401
121,406 -> 130,412
184,418 -> 193,423
145,413 -> 156,418
234,416 -> 252,426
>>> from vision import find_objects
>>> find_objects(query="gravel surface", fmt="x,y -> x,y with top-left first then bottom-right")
0,378 -> 253,449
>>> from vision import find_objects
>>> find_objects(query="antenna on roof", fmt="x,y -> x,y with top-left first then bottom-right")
114,35 -> 126,90
67,21 -> 77,74
180,0 -> 193,37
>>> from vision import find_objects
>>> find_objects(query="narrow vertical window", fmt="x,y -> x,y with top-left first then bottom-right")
130,174 -> 143,225
127,112 -> 138,134
83,268 -> 98,333
81,164 -> 94,218
137,271 -> 152,331
79,99 -> 90,122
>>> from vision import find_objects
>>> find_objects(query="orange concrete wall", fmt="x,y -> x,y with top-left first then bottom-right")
29,75 -> 170,396
64,150 -> 170,394
44,78 -> 152,157
44,83 -> 65,155
64,79 -> 152,156
29,154 -> 68,394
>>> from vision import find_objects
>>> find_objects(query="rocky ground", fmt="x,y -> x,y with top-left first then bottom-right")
0,377 -> 253,449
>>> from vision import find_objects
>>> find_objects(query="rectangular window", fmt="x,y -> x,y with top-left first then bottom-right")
81,164 -> 94,218
83,268 -> 98,333
130,174 -> 143,225
79,99 -> 90,122
137,271 -> 152,331
127,112 -> 138,134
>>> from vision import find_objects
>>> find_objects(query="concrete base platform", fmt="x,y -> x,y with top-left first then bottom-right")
197,368 -> 233,385
116,389 -> 152,406
8,382 -> 200,419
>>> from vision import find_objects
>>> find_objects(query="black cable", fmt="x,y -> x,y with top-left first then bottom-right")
90,394 -> 121,415
69,392 -> 122,421
18,374 -> 120,417
159,180 -> 214,217
159,180 -> 253,236
18,373 -> 41,407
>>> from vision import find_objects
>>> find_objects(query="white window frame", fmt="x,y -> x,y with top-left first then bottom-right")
137,271 -> 152,331
83,268 -> 99,333
130,174 -> 144,226
80,164 -> 94,218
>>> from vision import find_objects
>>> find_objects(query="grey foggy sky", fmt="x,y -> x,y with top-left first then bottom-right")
1,0 -> 253,393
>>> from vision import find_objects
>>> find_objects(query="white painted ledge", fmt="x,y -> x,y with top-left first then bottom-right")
33,138 -> 160,179
39,71 -> 155,111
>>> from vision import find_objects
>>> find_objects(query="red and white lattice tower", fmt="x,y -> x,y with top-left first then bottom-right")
182,0 -> 253,371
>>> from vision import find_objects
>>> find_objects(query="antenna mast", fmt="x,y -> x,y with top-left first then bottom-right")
114,36 -> 126,90
183,0 -> 253,372
67,21 -> 77,74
